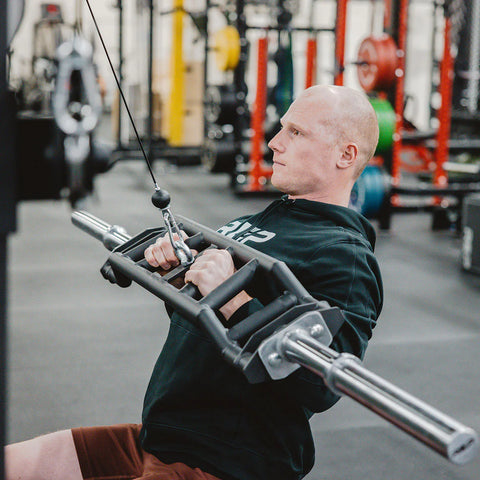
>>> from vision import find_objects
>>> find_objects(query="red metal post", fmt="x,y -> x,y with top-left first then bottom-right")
334,0 -> 348,86
246,36 -> 272,192
305,37 -> 317,88
434,17 -> 453,188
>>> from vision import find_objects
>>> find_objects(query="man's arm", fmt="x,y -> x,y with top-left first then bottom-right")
272,238 -> 383,412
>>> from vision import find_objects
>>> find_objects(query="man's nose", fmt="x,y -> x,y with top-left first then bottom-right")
268,130 -> 284,152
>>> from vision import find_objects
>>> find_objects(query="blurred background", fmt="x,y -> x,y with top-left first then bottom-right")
2,0 -> 480,479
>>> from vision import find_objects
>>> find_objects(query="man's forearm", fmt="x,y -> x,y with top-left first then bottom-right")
219,291 -> 253,320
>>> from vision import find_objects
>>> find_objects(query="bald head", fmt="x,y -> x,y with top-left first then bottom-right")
299,85 -> 379,179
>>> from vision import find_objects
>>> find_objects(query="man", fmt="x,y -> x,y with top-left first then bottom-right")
6,85 -> 383,480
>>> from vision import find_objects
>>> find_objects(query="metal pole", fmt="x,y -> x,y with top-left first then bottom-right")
429,1 -> 439,126
281,331 -> 479,465
467,0 -> 480,113
334,0 -> 348,86
71,211 -> 130,249
203,0 -> 210,142
1,2 -> 18,479
117,0 -> 124,149
147,0 -> 154,161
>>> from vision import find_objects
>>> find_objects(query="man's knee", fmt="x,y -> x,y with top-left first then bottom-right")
5,429 -> 83,480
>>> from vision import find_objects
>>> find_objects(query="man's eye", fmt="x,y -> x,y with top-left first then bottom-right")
292,129 -> 300,136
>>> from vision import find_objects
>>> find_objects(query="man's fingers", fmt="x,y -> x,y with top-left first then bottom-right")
187,259 -> 215,273
156,244 -> 177,269
144,246 -> 159,267
144,231 -> 197,269
144,237 -> 176,269
184,269 -> 198,285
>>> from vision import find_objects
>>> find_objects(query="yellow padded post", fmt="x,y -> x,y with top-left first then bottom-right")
168,0 -> 185,146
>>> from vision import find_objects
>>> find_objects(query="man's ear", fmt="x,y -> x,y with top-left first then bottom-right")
337,143 -> 358,169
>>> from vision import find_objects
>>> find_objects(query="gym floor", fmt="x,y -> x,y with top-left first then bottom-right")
7,159 -> 480,479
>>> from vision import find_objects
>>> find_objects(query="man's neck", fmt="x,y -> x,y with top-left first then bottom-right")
288,190 -> 350,207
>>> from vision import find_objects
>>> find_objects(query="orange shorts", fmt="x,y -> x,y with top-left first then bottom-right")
71,423 -> 222,480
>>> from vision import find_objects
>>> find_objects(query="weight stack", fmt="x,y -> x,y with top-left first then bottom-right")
461,194 -> 480,275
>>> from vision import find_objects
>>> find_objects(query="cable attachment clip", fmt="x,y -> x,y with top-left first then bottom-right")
162,207 -> 194,266
151,188 -> 194,267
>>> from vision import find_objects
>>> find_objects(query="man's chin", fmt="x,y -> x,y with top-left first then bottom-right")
270,177 -> 289,194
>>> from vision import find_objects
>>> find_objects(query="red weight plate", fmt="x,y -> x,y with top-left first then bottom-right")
357,34 -> 398,92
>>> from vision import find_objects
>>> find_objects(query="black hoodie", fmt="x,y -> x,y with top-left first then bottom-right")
140,196 -> 383,480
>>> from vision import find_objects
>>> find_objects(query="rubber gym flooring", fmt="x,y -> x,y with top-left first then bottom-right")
7,159 -> 480,479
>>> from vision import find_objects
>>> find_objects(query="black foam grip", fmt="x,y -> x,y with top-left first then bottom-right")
180,282 -> 201,299
136,258 -> 157,272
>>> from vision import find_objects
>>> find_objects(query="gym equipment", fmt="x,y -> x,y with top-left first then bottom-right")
204,84 -> 237,125
350,165 -> 390,218
386,0 -> 408,186
356,34 -> 398,92
52,35 -> 102,206
304,0 -> 317,89
433,15 -> 455,188
362,0 -> 476,231
242,36 -> 272,192
370,97 -> 396,154
334,0 -> 348,86
168,0 -> 185,147
72,209 -> 479,466
15,113 -> 65,201
7,0 -> 24,46
202,132 -> 236,174
214,25 -> 241,72
108,1 -> 205,161
350,167 -> 480,221
15,4 -> 76,114
305,37 -> 317,89
1,5 -> 16,480
85,0 -> 195,266
452,0 -> 479,114
273,31 -> 294,117
462,194 -> 480,274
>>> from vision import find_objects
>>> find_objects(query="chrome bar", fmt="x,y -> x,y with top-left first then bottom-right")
71,210 -> 130,250
281,329 -> 479,465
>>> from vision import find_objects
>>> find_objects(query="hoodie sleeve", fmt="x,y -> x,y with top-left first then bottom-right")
269,236 -> 383,413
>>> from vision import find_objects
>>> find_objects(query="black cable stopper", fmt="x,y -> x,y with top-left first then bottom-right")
151,189 -> 171,210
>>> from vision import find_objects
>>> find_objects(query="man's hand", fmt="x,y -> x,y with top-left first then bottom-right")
184,249 -> 234,295
144,231 -> 194,270
145,237 -> 251,320
185,249 -> 252,320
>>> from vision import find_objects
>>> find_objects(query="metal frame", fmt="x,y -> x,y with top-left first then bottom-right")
1,1 -> 17,478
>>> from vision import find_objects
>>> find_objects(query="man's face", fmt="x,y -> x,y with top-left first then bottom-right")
268,93 -> 341,199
